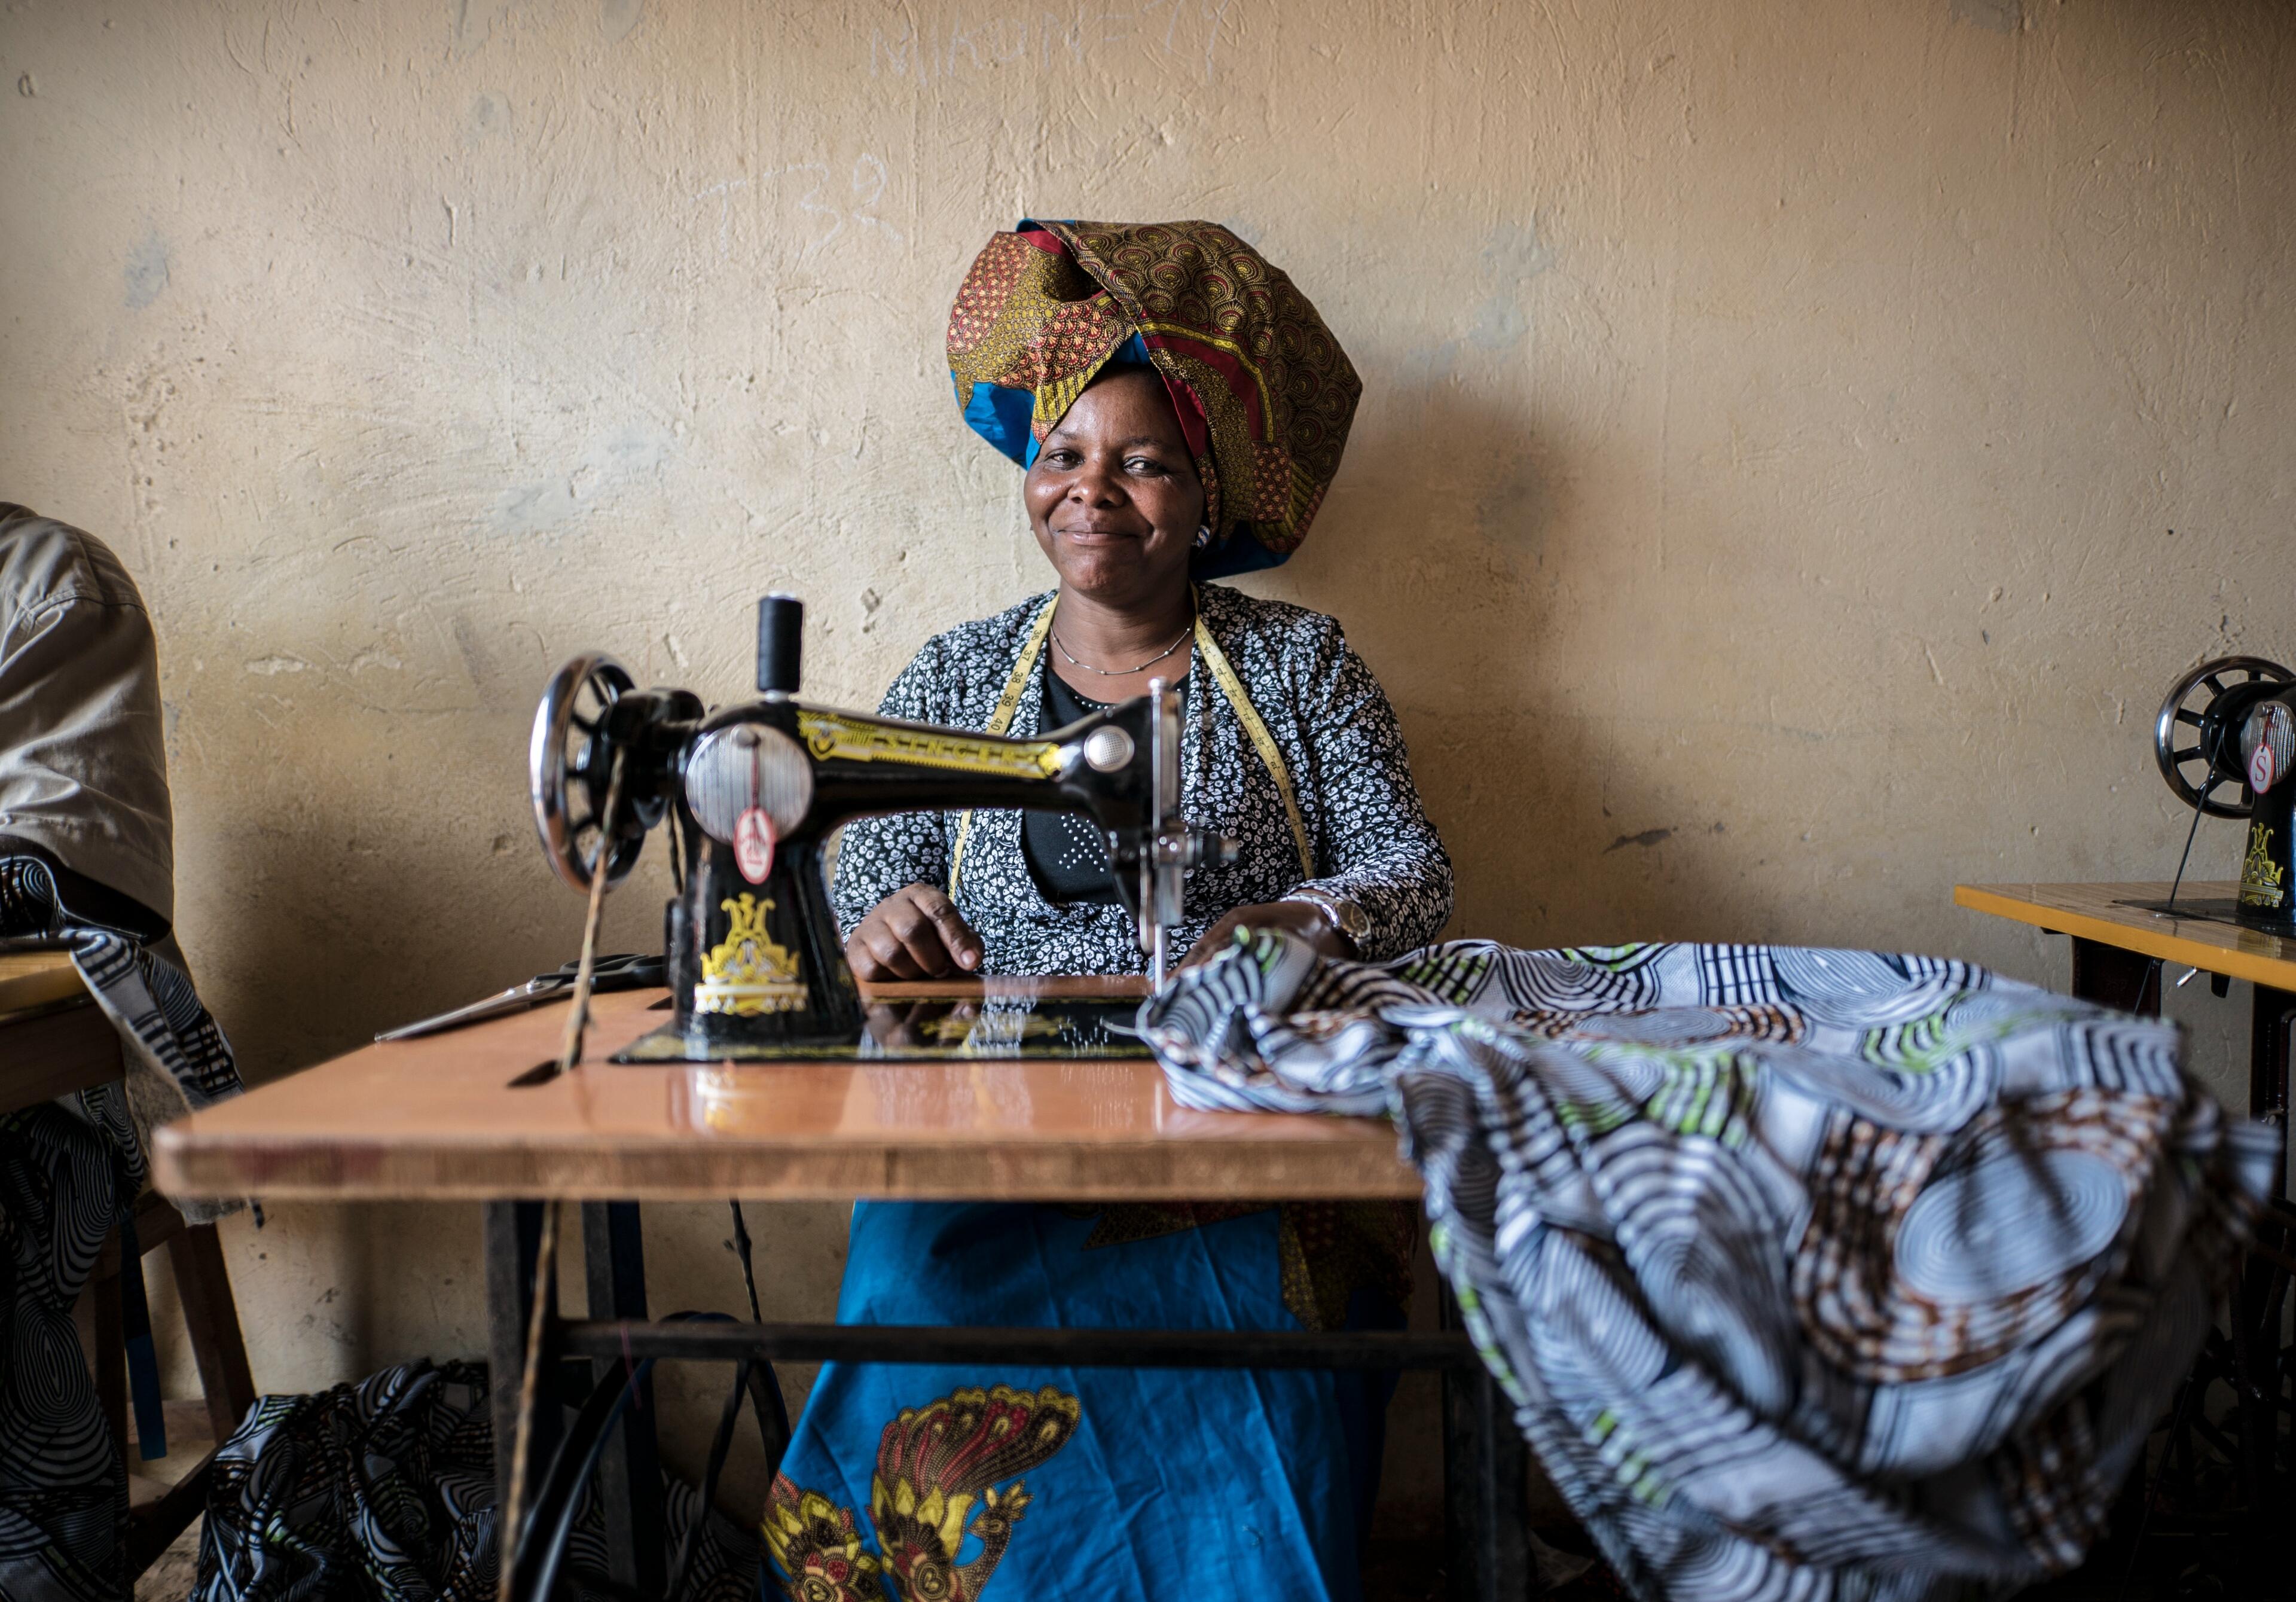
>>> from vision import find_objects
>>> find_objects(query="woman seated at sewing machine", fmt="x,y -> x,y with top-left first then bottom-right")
763,222 -> 1451,1602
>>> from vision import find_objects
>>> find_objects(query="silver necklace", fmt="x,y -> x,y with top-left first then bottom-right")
1049,620 -> 1192,677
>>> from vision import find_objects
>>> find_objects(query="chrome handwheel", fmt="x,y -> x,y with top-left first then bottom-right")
529,652 -> 647,892
2154,655 -> 2294,819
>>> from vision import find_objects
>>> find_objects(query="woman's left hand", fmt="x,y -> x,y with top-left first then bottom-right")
1177,901 -> 1358,969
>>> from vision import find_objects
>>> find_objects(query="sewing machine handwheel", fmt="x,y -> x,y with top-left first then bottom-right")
2154,654 -> 2294,818
530,652 -> 647,893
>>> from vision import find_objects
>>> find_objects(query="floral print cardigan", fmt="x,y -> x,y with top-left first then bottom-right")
832,582 -> 1454,974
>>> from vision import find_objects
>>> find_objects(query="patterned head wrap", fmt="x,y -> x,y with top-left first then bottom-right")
947,220 -> 1361,579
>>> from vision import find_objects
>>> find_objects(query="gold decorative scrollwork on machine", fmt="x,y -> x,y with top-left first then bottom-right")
796,710 -> 1064,779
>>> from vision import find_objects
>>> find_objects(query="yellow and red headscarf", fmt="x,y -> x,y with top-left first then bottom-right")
947,220 -> 1360,578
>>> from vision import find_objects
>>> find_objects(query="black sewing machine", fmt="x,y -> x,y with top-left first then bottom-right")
526,596 -> 1235,1061
2153,654 -> 2296,932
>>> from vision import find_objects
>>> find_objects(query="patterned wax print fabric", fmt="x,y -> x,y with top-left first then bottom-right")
946,221 -> 1361,579
66,928 -> 245,1217
831,583 -> 1454,974
193,1360 -> 759,1602
1141,933 -> 2278,1602
0,936 -> 243,1602
764,1198 -> 1415,1602
0,1106 -> 132,1602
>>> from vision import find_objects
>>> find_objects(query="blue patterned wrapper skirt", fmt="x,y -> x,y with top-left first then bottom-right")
762,1199 -> 1405,1602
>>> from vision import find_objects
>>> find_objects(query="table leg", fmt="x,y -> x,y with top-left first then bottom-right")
581,1201 -> 665,1597
167,1220 -> 258,1442
2068,936 -> 2161,1017
2064,938 -> 2179,1562
1442,1292 -> 1534,1600
484,1200 -> 561,1532
2248,984 -> 2293,1186
2236,987 -> 2296,1530
84,1271 -> 127,1458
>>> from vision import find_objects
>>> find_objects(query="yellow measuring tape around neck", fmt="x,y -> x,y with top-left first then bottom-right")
1190,611 -> 1317,882
947,591 -> 1315,898
947,598 -> 1055,895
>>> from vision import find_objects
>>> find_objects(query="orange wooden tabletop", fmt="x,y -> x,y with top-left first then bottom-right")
151,985 -> 1416,1204
0,948 -> 120,1116
0,948 -> 90,1021
1955,881 -> 2296,992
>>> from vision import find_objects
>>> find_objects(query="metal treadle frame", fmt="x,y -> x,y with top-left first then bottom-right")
486,1199 -> 1538,1602
2066,940 -> 2295,1589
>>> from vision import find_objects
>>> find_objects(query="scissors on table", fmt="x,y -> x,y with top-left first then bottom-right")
374,952 -> 664,1042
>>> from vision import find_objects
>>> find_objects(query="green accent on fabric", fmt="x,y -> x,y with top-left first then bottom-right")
1397,945 -> 1494,1001
1860,1001 -> 2059,1073
1556,1096 -> 1634,1137
1588,1411 -> 1674,1506
1560,944 -> 1655,972
1430,1263 -> 1525,1398
1636,1049 -> 1754,1143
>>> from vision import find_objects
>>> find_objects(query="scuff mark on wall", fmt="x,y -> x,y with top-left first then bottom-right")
450,0 -> 514,59
868,0 -> 1241,87
1952,0 -> 2022,35
487,426 -> 675,537
601,0 -> 645,45
124,233 -> 170,309
464,91 -> 510,146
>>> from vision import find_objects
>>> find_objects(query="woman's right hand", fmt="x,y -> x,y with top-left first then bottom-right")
844,884 -> 984,981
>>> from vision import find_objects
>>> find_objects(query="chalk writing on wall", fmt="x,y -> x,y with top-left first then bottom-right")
692,154 -> 902,261
869,0 -> 1241,87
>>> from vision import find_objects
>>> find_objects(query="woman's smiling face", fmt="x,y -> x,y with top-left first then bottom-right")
1023,368 -> 1205,609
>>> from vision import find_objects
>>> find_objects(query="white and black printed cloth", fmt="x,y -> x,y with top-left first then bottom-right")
0,931 -> 243,1601
832,583 -> 1454,972
65,928 -> 245,1200
1143,931 -> 2276,1602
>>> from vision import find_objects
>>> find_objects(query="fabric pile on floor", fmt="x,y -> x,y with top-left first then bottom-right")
1142,934 -> 2275,1602
191,1359 -> 759,1602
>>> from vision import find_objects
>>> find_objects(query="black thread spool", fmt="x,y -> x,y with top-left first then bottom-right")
756,594 -> 803,695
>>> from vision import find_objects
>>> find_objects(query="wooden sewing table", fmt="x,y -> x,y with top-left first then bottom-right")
1956,882 -> 2296,1522
1955,880 -> 2296,1173
152,979 -> 1529,1601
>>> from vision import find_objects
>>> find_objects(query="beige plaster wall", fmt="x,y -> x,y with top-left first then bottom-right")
5,0 -> 2294,1535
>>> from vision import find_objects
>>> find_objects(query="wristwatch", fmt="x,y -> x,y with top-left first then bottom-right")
1282,886 -> 1371,947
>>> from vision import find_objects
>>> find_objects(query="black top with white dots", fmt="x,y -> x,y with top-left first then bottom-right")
1022,672 -> 1123,906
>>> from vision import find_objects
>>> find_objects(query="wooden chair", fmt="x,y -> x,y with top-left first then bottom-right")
2,950 -> 258,1579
